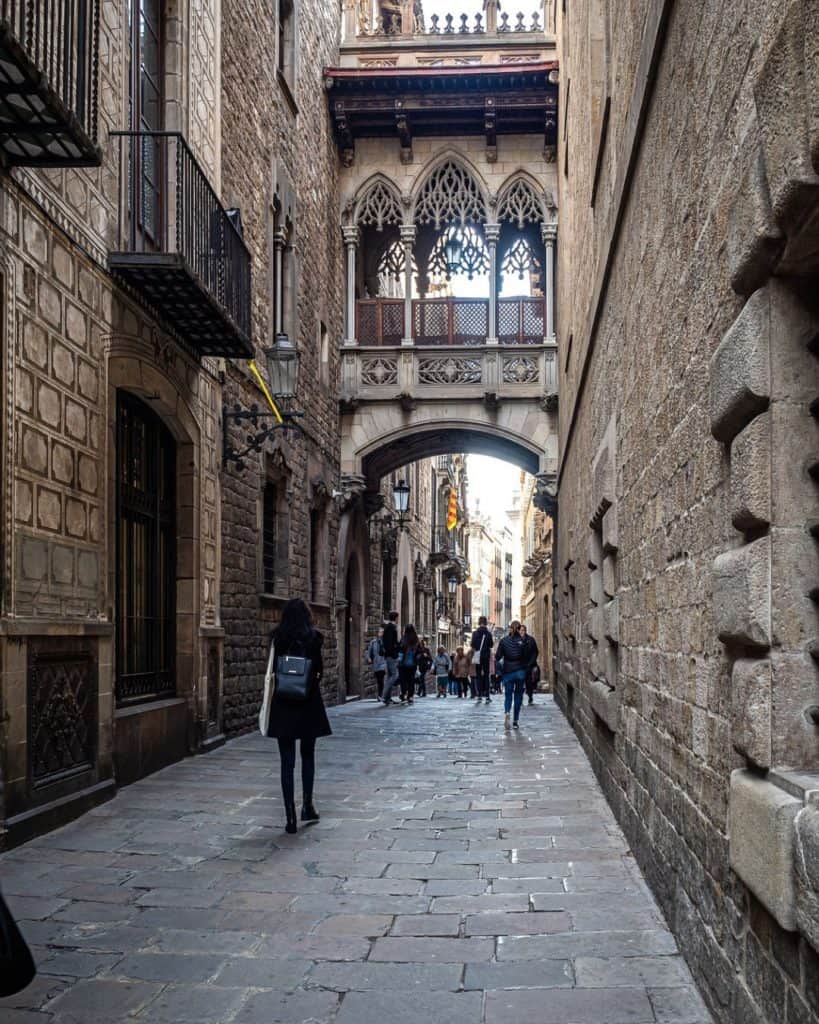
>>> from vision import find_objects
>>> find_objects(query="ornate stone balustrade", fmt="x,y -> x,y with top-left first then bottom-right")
341,342 -> 557,403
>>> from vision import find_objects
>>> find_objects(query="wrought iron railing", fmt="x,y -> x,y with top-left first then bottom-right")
0,0 -> 100,163
356,297 -> 546,346
111,131 -> 251,347
432,525 -> 460,558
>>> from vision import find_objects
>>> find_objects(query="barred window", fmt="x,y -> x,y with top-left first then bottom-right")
262,482 -> 278,593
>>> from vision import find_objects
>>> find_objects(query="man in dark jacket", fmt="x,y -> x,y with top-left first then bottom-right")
381,611 -> 400,705
520,624 -> 540,705
470,616 -> 494,704
495,620 -> 536,729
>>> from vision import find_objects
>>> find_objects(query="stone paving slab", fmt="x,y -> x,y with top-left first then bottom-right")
0,695 -> 712,1022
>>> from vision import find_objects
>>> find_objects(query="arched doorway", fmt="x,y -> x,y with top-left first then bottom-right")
344,558 -> 362,697
116,392 -> 176,704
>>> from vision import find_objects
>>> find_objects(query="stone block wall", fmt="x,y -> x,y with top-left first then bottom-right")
555,0 -> 819,1021
218,0 -> 345,734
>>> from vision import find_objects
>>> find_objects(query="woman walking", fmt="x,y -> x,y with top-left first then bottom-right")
495,620 -> 534,730
453,645 -> 472,698
434,646 -> 451,696
398,624 -> 421,704
366,627 -> 387,701
266,598 -> 332,834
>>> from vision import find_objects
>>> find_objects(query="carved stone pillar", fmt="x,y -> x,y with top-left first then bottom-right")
485,222 -> 500,345
342,225 -> 359,346
542,221 -> 557,342
400,224 -> 416,345
273,226 -> 288,336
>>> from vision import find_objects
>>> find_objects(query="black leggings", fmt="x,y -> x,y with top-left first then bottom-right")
277,737 -> 316,808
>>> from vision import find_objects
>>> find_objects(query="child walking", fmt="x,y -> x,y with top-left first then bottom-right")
434,647 -> 451,697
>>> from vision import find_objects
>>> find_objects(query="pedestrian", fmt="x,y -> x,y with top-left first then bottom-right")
366,627 -> 387,701
520,624 -> 540,705
453,645 -> 471,697
398,624 -> 420,704
448,651 -> 458,695
495,619 -> 535,730
489,649 -> 500,694
434,646 -> 451,696
381,610 -> 400,705
265,598 -> 332,834
416,636 -> 432,698
470,615 -> 494,704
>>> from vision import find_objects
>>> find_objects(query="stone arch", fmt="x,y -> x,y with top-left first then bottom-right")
351,173 -> 404,230
344,407 -> 557,485
400,575 -> 410,625
410,150 -> 489,227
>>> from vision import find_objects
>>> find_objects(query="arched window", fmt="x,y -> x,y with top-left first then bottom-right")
496,178 -> 544,228
116,393 -> 176,705
355,178 -> 403,231
414,160 -> 485,228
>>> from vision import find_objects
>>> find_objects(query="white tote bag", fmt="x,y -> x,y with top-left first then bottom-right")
471,632 -> 486,666
258,640 -> 276,736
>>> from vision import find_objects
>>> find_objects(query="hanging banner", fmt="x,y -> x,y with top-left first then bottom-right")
446,486 -> 458,530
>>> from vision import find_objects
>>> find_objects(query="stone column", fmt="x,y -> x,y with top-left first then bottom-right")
400,224 -> 416,346
542,222 -> 557,342
342,225 -> 359,346
485,223 -> 500,345
273,226 -> 288,336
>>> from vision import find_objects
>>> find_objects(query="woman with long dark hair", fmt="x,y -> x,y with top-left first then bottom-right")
267,598 -> 332,833
397,623 -> 420,705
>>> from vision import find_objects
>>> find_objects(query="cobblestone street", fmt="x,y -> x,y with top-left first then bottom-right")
1,697 -> 711,1023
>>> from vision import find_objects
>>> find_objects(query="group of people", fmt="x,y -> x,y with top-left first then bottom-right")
365,613 -> 540,729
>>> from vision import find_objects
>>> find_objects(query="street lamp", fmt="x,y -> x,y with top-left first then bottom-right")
444,230 -> 462,278
393,478 -> 411,529
222,333 -> 304,469
265,333 -> 300,399
447,573 -> 458,602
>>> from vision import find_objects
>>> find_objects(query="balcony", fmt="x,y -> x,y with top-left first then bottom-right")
0,0 -> 101,165
431,525 -> 460,564
357,297 -> 547,347
109,132 -> 252,358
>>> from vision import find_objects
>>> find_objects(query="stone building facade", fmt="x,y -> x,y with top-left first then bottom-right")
217,0 -> 346,733
554,1 -> 819,1021
0,0 -> 228,843
519,472 -> 553,688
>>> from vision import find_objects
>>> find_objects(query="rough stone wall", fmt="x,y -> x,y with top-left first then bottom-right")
555,1 -> 819,1022
219,0 -> 345,734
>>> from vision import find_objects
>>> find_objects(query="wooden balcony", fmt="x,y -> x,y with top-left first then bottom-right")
109,132 -> 252,359
0,0 -> 101,165
356,296 -> 547,346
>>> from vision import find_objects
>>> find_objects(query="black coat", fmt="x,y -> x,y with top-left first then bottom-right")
267,629 -> 332,741
470,625 -> 493,664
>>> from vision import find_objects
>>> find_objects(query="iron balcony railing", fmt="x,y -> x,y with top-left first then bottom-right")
0,0 -> 101,164
356,296 -> 547,346
109,131 -> 252,358
431,525 -> 461,559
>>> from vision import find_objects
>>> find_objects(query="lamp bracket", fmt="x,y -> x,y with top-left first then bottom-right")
222,404 -> 304,470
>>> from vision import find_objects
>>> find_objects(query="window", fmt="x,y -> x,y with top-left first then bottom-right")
128,0 -> 164,247
116,393 -> 176,706
588,0 -> 611,205
318,320 -> 329,387
262,482 -> 278,593
277,0 -> 296,91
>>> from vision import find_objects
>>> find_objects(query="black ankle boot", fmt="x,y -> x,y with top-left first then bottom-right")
284,804 -> 297,834
301,802 -> 319,822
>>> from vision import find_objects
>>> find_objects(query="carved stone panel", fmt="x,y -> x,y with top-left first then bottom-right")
28,638 -> 97,788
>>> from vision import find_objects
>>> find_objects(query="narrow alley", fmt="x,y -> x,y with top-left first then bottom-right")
1,698 -> 710,1023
